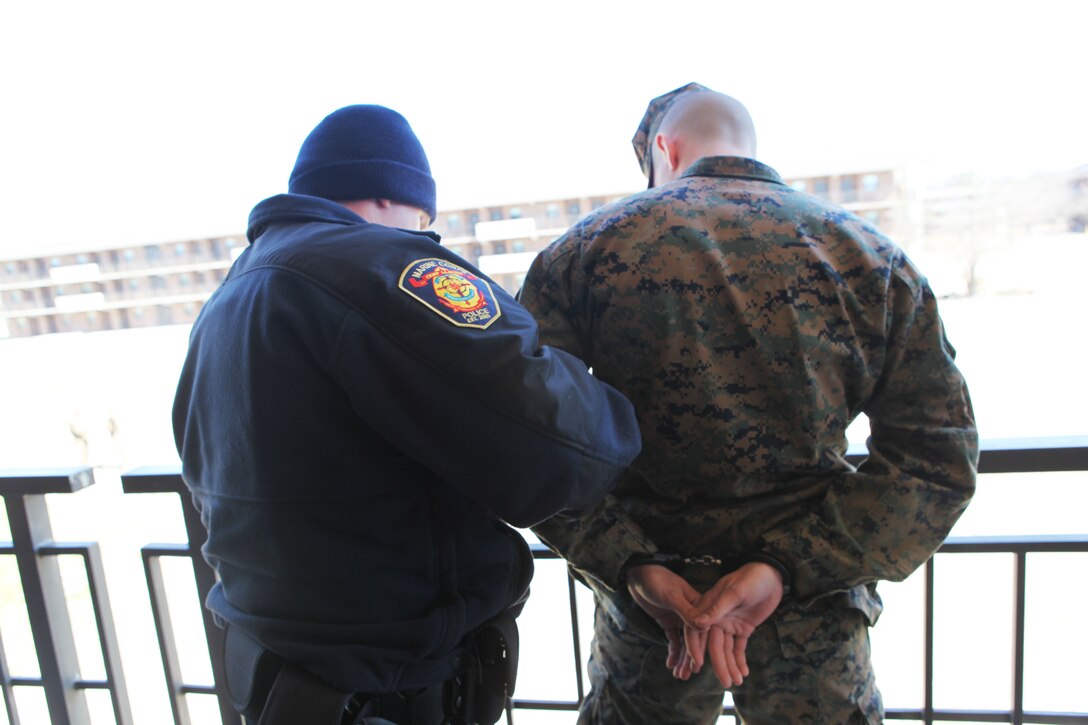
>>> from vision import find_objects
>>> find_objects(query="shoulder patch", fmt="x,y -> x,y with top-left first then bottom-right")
398,258 -> 503,329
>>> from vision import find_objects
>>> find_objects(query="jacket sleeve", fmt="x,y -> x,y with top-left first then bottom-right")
519,239 -> 659,591
331,244 -> 641,529
758,258 -> 978,600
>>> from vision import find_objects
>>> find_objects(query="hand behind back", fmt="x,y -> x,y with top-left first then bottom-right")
626,561 -> 785,688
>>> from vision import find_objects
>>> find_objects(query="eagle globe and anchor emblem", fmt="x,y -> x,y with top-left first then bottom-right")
398,259 -> 502,329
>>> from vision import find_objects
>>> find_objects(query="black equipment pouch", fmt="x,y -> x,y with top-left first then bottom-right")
259,662 -> 355,725
223,624 -> 285,721
224,625 -> 354,724
446,611 -> 519,725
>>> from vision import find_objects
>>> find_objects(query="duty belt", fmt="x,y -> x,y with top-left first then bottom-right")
223,613 -> 518,725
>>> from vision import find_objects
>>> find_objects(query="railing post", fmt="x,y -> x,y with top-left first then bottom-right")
0,468 -> 94,725
121,466 -> 240,725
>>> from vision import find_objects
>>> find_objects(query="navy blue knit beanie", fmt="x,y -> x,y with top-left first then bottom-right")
288,105 -> 437,222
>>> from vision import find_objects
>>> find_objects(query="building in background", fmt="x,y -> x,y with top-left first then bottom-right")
4,165 -> 1081,340
0,237 -> 246,338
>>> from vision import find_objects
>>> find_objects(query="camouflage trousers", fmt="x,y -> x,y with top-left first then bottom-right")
578,591 -> 883,725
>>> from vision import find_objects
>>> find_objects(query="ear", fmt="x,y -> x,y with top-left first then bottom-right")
376,199 -> 392,208
654,133 -> 680,171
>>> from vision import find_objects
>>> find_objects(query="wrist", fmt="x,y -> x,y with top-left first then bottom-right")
739,552 -> 792,596
618,552 -> 683,585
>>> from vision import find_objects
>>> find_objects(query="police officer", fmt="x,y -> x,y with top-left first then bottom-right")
519,84 -> 978,724
172,105 -> 642,724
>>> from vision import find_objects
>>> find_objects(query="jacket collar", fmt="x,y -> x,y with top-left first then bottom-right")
680,156 -> 785,186
246,193 -> 441,244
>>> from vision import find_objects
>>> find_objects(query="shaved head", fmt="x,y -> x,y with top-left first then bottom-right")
659,91 -> 756,153
651,91 -> 757,186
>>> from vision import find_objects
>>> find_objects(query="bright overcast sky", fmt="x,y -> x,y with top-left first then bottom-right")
1,0 -> 1085,258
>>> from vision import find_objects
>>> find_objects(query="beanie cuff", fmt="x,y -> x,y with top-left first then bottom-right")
289,160 -> 436,222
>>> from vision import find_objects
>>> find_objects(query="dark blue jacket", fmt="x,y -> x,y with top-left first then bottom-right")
172,194 -> 641,694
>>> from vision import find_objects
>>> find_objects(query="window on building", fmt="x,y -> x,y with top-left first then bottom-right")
493,242 -> 506,254
76,254 -> 88,264
174,243 -> 187,257
590,197 -> 606,210
447,214 -> 461,231
509,207 -> 522,219
546,204 -> 560,218
864,210 -> 881,224
813,178 -> 829,196
5,262 -> 15,274
129,278 -> 140,290
489,208 -> 504,221
50,257 -> 62,267
151,275 -> 167,290
469,212 -> 481,227
841,176 -> 857,194
512,240 -> 526,253
567,201 -> 581,215
791,180 -> 808,192
179,273 -> 191,286
124,249 -> 136,261
146,246 -> 162,262
862,174 -> 880,192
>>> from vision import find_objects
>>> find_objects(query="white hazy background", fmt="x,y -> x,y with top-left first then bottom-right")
2,0 -> 1087,256
1,1 -> 1086,723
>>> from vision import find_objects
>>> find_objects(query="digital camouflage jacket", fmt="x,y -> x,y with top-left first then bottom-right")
520,156 -> 978,610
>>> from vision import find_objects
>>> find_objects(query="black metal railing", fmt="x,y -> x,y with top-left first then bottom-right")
0,468 -> 131,725
120,467 -> 240,725
1,438 -> 1086,724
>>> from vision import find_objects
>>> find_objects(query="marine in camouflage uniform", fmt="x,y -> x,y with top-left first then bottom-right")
519,84 -> 978,724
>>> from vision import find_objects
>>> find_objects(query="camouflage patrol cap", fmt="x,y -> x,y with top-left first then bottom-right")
632,82 -> 711,185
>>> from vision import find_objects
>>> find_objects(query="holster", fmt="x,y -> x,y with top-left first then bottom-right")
224,626 -> 355,724
446,611 -> 519,725
223,624 -> 286,721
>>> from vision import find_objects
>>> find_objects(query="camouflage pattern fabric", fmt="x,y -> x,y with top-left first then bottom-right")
581,578 -> 883,724
631,81 -> 709,183
519,155 -> 977,722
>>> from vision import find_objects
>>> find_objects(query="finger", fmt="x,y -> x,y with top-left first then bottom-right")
734,633 -> 750,679
684,624 -> 707,672
664,628 -> 683,670
709,626 -> 745,688
676,651 -> 693,681
707,627 -> 733,688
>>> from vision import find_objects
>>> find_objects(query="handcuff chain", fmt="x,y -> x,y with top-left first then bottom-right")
682,554 -> 723,567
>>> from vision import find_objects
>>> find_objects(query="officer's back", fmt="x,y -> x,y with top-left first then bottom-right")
172,105 -> 642,723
